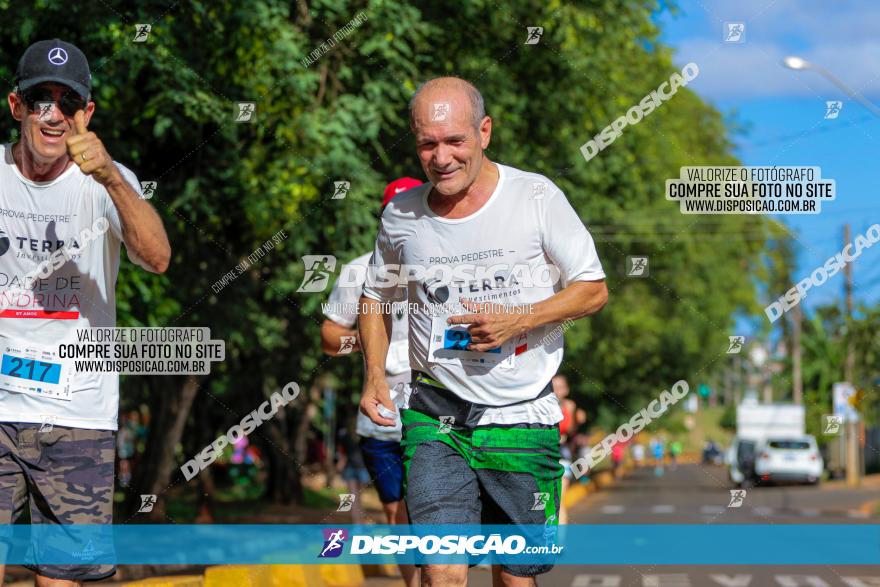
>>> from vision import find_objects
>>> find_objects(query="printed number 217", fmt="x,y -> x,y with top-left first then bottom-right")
8,358 -> 52,381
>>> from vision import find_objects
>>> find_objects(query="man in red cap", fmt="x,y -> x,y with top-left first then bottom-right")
382,176 -> 423,209
320,177 -> 421,587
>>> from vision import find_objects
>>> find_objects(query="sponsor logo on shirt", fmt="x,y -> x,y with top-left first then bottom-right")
8,235 -> 81,258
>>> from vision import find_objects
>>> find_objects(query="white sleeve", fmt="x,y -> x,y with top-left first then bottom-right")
541,189 -> 605,287
362,222 -> 403,302
323,261 -> 364,328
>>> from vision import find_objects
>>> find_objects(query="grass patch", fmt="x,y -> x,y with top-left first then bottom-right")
690,406 -> 734,448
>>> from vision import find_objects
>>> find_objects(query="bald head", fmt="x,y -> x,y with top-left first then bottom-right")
408,76 -> 493,197
409,77 -> 485,131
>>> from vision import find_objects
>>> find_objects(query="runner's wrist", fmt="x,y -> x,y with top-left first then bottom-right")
101,166 -> 126,190
365,364 -> 386,383
519,304 -> 539,331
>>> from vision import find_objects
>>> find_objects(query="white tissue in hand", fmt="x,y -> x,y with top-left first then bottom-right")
377,404 -> 398,421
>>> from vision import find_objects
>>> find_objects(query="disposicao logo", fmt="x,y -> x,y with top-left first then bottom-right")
318,529 -> 348,558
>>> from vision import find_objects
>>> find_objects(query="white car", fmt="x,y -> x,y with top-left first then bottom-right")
754,436 -> 823,485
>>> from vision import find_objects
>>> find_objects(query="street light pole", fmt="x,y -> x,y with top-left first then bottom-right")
844,224 -> 860,487
782,56 -> 880,118
791,302 -> 802,405
782,58 -> 870,486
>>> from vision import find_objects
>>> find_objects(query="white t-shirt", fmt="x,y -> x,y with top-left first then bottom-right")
363,163 -> 605,418
0,143 -> 141,431
323,253 -> 410,441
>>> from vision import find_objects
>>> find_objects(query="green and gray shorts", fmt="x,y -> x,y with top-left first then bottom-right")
401,372 -> 563,577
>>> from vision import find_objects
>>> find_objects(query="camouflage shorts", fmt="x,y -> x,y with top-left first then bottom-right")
0,422 -> 116,581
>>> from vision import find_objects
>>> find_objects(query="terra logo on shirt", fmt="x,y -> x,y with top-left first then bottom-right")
10,235 -> 78,253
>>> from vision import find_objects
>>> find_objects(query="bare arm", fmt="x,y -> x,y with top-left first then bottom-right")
66,111 -> 170,273
320,319 -> 361,356
357,295 -> 395,426
525,279 -> 608,329
103,176 -> 171,274
449,280 -> 608,352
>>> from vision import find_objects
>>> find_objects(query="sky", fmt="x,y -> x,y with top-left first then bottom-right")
654,0 -> 880,312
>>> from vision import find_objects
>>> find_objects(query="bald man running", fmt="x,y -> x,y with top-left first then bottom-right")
358,77 -> 607,586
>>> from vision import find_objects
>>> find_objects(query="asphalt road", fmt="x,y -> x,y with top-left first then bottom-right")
460,463 -> 880,586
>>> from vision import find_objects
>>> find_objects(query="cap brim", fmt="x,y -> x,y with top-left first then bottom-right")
18,76 -> 90,100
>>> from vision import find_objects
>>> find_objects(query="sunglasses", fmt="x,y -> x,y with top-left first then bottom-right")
20,88 -> 87,117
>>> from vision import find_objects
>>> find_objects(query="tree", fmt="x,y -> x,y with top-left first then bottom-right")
0,0 -> 791,510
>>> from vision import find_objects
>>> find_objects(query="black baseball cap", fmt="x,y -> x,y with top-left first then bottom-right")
14,39 -> 91,100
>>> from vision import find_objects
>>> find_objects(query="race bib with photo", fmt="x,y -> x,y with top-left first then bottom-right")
427,314 -> 514,369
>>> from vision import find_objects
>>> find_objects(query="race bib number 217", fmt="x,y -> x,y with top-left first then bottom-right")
0,339 -> 71,401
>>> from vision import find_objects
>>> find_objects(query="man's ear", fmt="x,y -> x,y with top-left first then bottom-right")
479,115 -> 492,150
82,101 -> 96,128
8,92 -> 24,122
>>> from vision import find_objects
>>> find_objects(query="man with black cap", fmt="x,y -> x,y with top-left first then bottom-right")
0,39 -> 170,585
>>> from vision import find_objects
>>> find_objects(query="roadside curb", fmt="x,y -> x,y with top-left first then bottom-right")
320,563 -> 365,586
362,563 -> 400,577
824,473 -> 880,518
562,479 -> 592,508
563,455 -> 639,510
124,577 -> 204,586
124,564 -> 343,587
202,564 -> 327,586
858,498 -> 879,517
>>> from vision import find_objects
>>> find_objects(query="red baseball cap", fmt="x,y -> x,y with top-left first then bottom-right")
382,177 -> 422,208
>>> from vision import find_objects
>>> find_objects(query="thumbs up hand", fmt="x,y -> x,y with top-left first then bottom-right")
66,110 -> 118,186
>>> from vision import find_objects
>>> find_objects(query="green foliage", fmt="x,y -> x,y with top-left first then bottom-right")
719,403 -> 736,431
0,0 -> 806,494
791,304 -> 879,434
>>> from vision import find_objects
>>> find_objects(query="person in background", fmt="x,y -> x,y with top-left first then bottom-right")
321,177 -> 421,587
611,441 -> 625,479
337,425 -> 369,525
651,436 -> 665,476
116,413 -> 135,488
553,374 -> 576,524
631,442 -> 646,467
669,439 -> 683,469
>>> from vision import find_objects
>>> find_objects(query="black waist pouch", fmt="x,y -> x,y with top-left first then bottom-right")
408,371 -> 553,429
